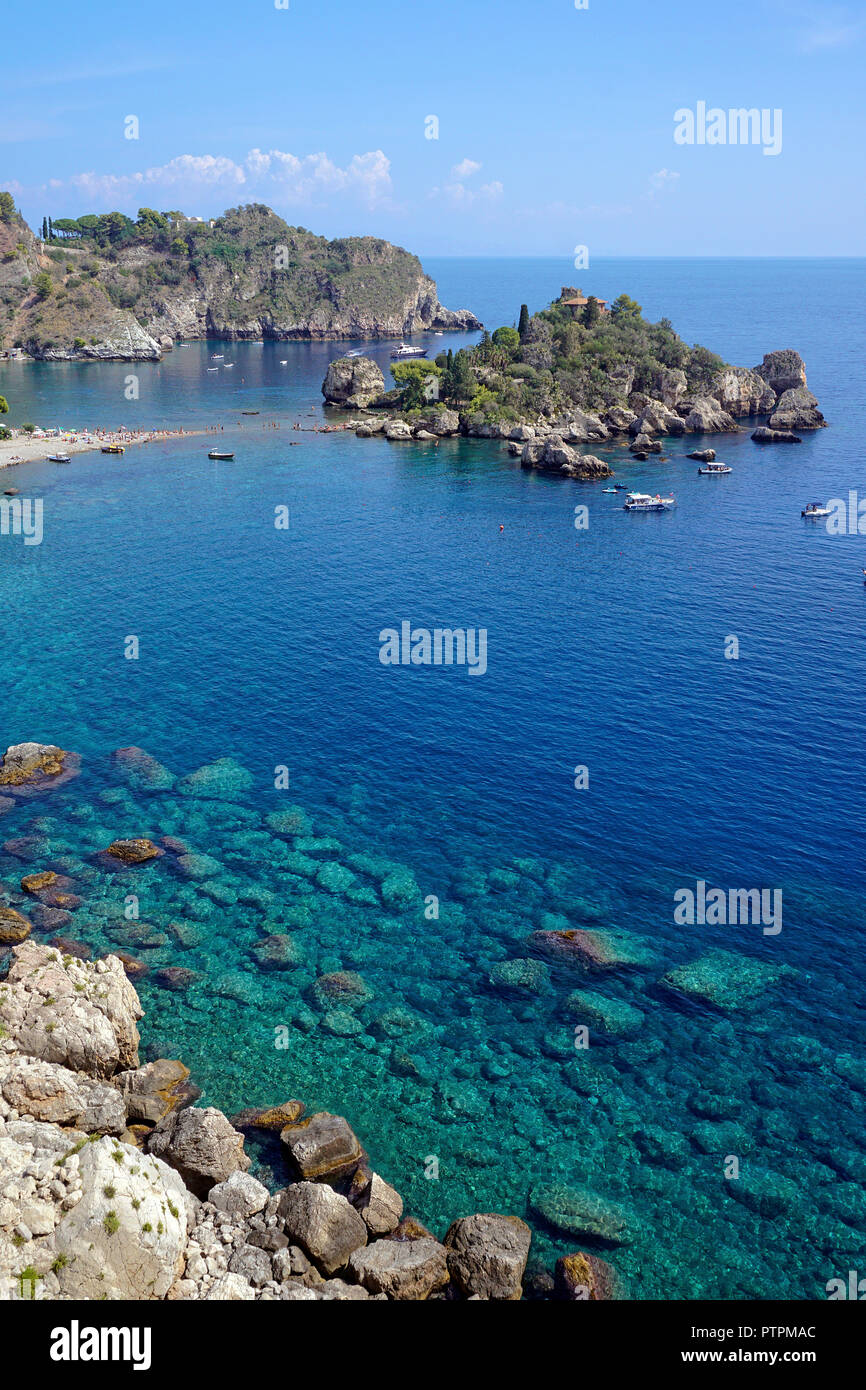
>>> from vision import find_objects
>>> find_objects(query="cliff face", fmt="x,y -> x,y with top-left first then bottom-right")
0,203 -> 480,360
0,212 -> 160,361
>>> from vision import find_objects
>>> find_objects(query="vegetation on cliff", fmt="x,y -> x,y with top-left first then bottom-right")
389,290 -> 729,425
0,196 -> 479,358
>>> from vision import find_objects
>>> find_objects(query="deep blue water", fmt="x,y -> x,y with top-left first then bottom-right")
1,258 -> 864,1298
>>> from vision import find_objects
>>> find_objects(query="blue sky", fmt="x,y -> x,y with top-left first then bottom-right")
2,0 -> 863,255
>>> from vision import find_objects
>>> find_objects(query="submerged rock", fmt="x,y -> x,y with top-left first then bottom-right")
488,957 -> 550,995
727,1167 -> 799,1219
529,1183 -> 633,1246
229,1100 -> 305,1134
564,988 -> 644,1037
250,933 -> 305,971
554,1250 -> 621,1300
661,949 -> 792,1012
112,746 -> 175,791
312,970 -> 373,1011
176,757 -> 254,801
529,927 -> 653,971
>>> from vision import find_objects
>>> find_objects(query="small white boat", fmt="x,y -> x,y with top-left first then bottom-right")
623,491 -> 676,512
48,453 -> 71,463
802,501 -> 831,518
211,353 -> 224,360
207,367 -> 219,372
280,360 -> 288,366
224,363 -> 234,369
698,461 -> 732,475
343,349 -> 365,358
208,450 -> 235,461
390,342 -> 427,360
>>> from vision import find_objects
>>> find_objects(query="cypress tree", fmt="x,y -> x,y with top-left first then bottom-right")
518,303 -> 530,340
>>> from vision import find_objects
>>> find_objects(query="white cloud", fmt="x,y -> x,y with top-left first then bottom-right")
430,172 -> 503,207
47,147 -> 392,210
451,158 -> 482,179
648,168 -> 680,196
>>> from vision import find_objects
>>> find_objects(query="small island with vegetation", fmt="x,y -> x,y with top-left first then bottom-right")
323,289 -> 827,479
0,195 -> 480,361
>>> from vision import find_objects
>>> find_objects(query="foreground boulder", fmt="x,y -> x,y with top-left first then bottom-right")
444,1212 -> 531,1300
147,1105 -> 250,1197
281,1111 -> 363,1181
278,1181 -> 367,1275
115,1058 -> 199,1126
0,943 -> 142,1077
0,1056 -> 125,1134
52,1136 -> 189,1299
322,356 -> 385,408
349,1235 -> 448,1299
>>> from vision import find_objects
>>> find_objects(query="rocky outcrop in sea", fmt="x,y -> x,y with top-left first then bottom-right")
323,349 -> 827,480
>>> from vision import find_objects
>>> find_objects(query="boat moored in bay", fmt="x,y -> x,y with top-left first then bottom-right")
623,491 -> 676,512
802,501 -> 831,518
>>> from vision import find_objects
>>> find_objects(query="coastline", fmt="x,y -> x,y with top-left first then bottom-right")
0,427 -> 206,472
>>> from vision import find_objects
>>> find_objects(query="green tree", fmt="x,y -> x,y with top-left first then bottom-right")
518,304 -> 530,340
41,217 -> 48,242
33,272 -> 53,300
582,296 -> 602,328
611,294 -> 642,320
0,191 -> 15,222
492,326 -> 520,351
443,348 -> 478,405
391,360 -> 442,408
51,219 -> 82,240
0,396 -> 8,415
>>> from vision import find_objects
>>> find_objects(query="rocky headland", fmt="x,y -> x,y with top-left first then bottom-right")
0,199 -> 480,362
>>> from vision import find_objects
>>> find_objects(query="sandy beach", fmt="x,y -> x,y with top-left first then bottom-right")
0,426 -> 205,472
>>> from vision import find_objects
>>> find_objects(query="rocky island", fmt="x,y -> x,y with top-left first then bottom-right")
0,196 -> 480,361
322,291 -> 827,479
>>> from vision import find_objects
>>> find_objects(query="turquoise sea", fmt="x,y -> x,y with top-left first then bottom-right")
1,257 -> 865,1298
